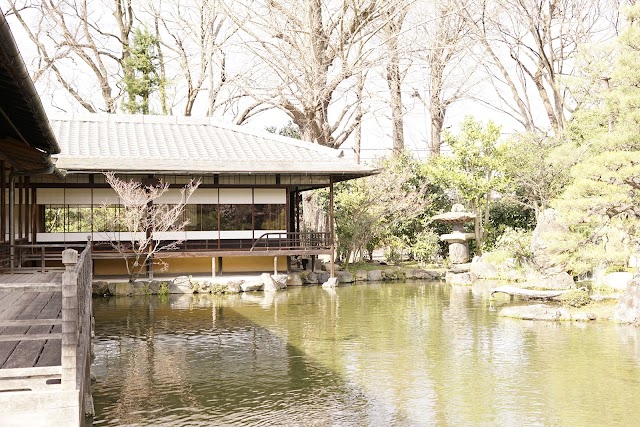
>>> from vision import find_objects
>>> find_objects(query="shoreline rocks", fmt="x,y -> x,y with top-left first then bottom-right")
92,267 -> 446,296
499,304 -> 596,322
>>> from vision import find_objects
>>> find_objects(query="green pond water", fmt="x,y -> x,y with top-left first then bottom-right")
91,281 -> 640,426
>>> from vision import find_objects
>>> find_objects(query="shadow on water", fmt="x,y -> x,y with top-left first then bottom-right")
90,290 -> 390,426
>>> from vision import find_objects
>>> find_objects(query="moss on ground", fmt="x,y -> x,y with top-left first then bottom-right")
343,261 -> 445,273
570,299 -> 618,321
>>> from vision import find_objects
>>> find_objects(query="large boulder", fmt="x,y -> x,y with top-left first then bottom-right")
261,273 -> 278,292
382,269 -> 406,281
316,272 -> 331,283
367,270 -> 383,281
226,281 -> 242,293
272,274 -> 288,289
147,281 -> 162,294
427,270 -> 444,280
445,271 -> 478,285
303,271 -> 319,285
615,279 -> 640,325
241,279 -> 263,292
322,277 -> 338,288
470,261 -> 499,279
530,209 -> 567,275
406,269 -> 436,280
194,280 -> 211,293
93,281 -> 110,296
450,263 -> 471,273
355,270 -> 368,281
336,271 -> 355,284
170,276 -> 195,294
287,273 -> 304,286
112,282 -> 134,296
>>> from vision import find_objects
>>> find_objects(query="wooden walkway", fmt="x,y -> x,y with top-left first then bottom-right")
0,245 -> 93,427
0,272 -> 62,371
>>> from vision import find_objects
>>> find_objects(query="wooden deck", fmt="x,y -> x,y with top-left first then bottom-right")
0,244 -> 93,427
0,272 -> 62,371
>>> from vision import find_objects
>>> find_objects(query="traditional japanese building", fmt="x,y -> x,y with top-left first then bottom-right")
1,6 -> 375,278
22,114 -> 376,276
0,10 -> 64,270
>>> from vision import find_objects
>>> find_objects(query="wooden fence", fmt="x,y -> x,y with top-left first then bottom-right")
0,241 -> 93,426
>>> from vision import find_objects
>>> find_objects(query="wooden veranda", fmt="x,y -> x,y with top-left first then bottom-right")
0,243 -> 93,426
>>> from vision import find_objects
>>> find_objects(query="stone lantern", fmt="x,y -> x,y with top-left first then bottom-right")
431,204 -> 476,264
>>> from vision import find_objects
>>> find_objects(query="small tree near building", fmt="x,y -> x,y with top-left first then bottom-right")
100,172 -> 200,282
427,116 -> 508,252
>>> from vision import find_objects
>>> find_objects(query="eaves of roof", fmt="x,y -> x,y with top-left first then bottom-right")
0,10 -> 60,156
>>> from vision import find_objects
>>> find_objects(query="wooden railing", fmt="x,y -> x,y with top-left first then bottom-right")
250,232 -> 332,251
0,242 -> 93,424
61,243 -> 93,416
0,242 -> 89,272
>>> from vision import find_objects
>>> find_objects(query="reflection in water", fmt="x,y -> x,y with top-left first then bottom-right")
92,282 -> 640,426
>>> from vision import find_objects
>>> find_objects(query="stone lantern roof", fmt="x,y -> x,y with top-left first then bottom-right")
431,204 -> 476,224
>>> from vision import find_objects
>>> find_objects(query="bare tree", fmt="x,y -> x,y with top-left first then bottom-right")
101,172 -> 200,282
418,0 -> 476,156
4,0 -> 134,113
353,69 -> 367,163
221,0 -> 405,148
383,5 -> 410,153
390,0 -> 478,157
457,0 -> 615,135
144,0 -> 237,116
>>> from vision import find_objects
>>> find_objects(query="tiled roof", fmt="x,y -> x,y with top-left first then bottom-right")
1,11 -> 60,156
50,114 -> 375,176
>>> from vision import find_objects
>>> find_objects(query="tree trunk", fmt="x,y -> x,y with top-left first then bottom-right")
386,53 -> 404,153
154,15 -> 169,115
302,191 -> 327,234
429,99 -> 445,157
472,199 -> 483,255
354,70 -> 365,163
428,55 -> 445,157
385,9 -> 407,154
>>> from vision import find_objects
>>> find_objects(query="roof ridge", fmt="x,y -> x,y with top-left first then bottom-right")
48,113 -> 345,159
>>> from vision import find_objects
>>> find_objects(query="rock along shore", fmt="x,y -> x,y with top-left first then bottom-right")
92,268 -> 445,296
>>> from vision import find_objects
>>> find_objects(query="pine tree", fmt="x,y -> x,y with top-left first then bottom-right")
549,5 -> 640,274
124,28 -> 166,114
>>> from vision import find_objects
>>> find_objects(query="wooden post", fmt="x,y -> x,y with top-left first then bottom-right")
1,160 -> 4,242
31,185 -> 37,244
18,176 -> 22,241
211,257 -> 216,277
25,177 -> 30,241
329,177 -> 335,278
296,191 -> 300,234
274,256 -> 278,275
61,248 -> 79,390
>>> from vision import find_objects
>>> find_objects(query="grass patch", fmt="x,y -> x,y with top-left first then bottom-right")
570,299 -> 618,321
557,289 -> 591,308
158,281 -> 170,296
481,250 -> 511,265
591,283 -> 621,295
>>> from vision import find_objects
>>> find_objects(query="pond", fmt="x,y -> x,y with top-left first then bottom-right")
91,281 -> 640,426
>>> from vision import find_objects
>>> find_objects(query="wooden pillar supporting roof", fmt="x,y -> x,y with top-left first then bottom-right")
329,177 -> 335,278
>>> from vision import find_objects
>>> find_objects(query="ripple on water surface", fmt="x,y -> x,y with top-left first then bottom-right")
92,282 -> 640,426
